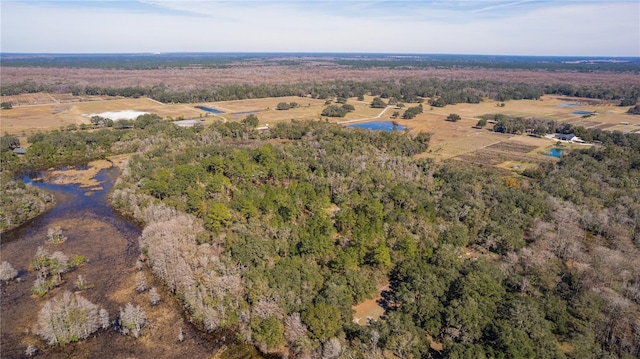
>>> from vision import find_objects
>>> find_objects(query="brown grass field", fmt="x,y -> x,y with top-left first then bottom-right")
2,93 -> 638,172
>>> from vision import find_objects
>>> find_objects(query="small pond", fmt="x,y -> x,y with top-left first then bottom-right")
572,111 -> 595,115
195,106 -> 224,114
545,148 -> 566,158
348,121 -> 406,131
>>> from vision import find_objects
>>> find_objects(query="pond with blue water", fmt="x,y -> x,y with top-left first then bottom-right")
572,111 -> 595,115
195,106 -> 224,114
545,148 -> 565,158
348,121 -> 406,131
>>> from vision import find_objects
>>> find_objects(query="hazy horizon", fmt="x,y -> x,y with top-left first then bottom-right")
1,52 -> 638,59
1,1 -> 639,57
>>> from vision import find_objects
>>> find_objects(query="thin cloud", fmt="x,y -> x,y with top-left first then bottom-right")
470,0 -> 537,13
1,0 -> 637,56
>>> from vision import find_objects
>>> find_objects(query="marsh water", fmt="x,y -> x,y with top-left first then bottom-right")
0,166 -> 221,358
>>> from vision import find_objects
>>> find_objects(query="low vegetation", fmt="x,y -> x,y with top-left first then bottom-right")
30,247 -> 86,297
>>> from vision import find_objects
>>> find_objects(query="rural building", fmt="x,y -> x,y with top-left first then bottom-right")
554,133 -> 585,143
12,148 -> 26,155
174,119 -> 202,127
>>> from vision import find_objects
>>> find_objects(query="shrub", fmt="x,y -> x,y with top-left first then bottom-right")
31,276 -> 54,297
371,97 -> 386,108
46,226 -> 67,243
403,104 -> 423,119
446,113 -> 461,122
276,102 -> 291,110
75,275 -> 93,291
627,105 -> 640,115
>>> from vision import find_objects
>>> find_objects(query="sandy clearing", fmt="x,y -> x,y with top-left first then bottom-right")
85,110 -> 149,120
352,282 -> 389,326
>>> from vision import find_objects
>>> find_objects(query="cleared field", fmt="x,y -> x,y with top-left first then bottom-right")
425,95 -> 639,132
205,96 -> 328,124
0,97 -> 206,135
456,138 -> 556,167
197,96 -> 392,126
1,93 -> 624,173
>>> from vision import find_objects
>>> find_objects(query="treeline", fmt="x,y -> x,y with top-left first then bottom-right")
0,53 -> 241,69
333,55 -> 640,73
3,53 -> 639,73
0,114 -> 177,171
0,172 -> 55,233
3,79 -> 638,107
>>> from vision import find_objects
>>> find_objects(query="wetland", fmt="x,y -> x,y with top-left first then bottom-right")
0,163 -> 220,359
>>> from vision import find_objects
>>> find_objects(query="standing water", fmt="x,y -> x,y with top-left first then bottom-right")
0,165 -> 218,358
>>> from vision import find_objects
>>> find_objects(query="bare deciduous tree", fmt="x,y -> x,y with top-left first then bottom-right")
0,261 -> 18,282
49,251 -> 69,284
25,345 -> 38,357
322,337 -> 343,359
149,287 -> 160,305
177,327 -> 184,342
119,303 -> 147,338
75,274 -> 92,291
36,291 -> 100,346
99,308 -> 110,329
136,272 -> 148,293
285,312 -> 307,345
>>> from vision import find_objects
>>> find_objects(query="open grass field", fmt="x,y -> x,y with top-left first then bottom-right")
0,97 -> 207,135
3,93 -> 636,172
424,95 -> 638,132
204,96 -> 328,124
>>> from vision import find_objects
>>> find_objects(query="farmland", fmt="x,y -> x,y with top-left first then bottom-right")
2,91 -> 639,171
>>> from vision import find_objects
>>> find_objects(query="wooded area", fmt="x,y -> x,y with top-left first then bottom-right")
3,113 -> 637,357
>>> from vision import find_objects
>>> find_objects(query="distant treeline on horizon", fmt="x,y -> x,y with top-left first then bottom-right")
1,52 -> 639,71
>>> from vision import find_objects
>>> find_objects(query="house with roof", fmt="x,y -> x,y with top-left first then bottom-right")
554,133 -> 585,143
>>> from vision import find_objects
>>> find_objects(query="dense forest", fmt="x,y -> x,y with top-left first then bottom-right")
2,78 -> 639,108
2,53 -> 639,72
4,114 -> 639,357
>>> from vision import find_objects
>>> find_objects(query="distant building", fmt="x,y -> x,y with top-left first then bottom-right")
554,133 -> 585,143
12,148 -> 26,155
557,133 -> 576,141
174,119 -> 200,127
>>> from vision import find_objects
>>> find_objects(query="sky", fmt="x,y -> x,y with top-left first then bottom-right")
1,0 -> 639,56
